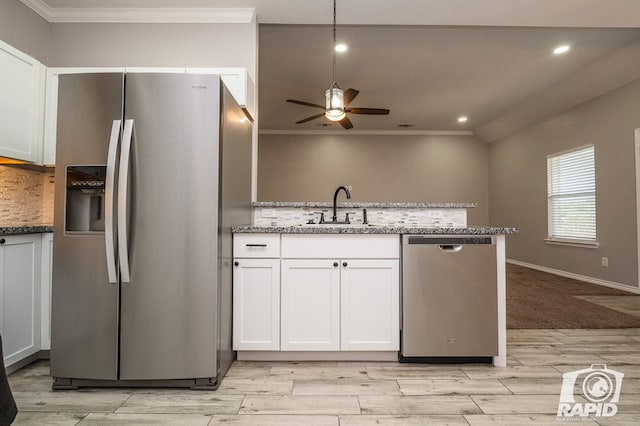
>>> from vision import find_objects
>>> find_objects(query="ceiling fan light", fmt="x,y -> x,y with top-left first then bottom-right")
335,43 -> 348,53
325,86 -> 345,121
326,110 -> 346,121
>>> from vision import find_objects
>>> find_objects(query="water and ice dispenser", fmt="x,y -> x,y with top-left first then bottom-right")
65,166 -> 106,233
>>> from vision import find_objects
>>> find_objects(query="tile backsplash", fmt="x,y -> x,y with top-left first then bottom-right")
0,165 -> 55,225
253,206 -> 467,228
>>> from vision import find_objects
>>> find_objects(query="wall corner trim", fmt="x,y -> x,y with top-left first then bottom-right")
20,0 -> 256,23
507,259 -> 640,294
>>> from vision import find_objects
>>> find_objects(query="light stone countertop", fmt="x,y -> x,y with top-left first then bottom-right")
232,225 -> 518,235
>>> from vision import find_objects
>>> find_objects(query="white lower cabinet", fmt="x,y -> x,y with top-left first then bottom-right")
281,259 -> 340,351
0,234 -> 42,368
341,259 -> 399,351
232,234 -> 281,351
233,258 -> 280,350
233,233 -> 400,355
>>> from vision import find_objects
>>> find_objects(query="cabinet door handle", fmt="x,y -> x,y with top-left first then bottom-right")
333,262 -> 338,267
0,238 -> 5,245
342,261 -> 348,267
246,243 -> 267,247
234,261 -> 239,267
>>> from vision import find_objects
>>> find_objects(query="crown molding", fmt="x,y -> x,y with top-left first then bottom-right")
21,0 -> 255,23
259,129 -> 475,136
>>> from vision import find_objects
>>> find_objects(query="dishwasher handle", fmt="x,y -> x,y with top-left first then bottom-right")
405,236 -> 493,245
439,244 -> 462,252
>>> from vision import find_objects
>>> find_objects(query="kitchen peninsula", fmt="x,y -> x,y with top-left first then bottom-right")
232,201 -> 517,367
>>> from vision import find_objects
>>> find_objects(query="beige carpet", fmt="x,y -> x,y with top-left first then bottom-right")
507,264 -> 640,329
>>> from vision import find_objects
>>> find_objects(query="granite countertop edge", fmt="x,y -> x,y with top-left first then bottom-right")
233,225 -> 518,235
252,201 -> 477,209
0,225 -> 54,236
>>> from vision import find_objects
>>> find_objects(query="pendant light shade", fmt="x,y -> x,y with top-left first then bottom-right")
325,84 -> 345,121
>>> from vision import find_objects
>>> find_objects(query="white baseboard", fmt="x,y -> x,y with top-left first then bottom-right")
507,259 -> 640,294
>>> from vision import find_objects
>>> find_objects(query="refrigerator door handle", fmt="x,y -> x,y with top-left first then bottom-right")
118,119 -> 134,283
105,119 -> 121,284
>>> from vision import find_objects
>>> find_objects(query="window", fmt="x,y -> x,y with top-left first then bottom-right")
547,145 -> 596,245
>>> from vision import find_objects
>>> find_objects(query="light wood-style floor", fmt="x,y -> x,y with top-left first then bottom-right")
8,295 -> 640,425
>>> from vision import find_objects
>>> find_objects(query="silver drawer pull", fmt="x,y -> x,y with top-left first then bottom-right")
246,243 -> 268,247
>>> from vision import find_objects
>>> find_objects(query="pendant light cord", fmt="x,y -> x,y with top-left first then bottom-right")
332,0 -> 337,86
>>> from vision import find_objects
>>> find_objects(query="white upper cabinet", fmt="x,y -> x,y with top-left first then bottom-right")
0,40 -> 46,163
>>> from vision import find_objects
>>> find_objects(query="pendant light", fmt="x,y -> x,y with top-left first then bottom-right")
325,0 -> 345,121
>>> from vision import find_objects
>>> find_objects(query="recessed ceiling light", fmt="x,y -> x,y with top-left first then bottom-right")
553,45 -> 570,55
457,116 -> 468,123
335,44 -> 348,53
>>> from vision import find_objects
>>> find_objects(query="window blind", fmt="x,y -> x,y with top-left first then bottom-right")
547,145 -> 596,241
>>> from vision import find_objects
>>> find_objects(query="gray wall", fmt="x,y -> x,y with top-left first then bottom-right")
489,78 -> 640,289
258,133 -> 489,226
48,22 -> 257,80
0,0 -> 49,64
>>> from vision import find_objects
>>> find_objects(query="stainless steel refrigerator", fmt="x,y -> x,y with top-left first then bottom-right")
50,73 -> 252,389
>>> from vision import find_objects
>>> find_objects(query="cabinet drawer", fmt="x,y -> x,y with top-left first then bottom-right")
234,233 -> 280,258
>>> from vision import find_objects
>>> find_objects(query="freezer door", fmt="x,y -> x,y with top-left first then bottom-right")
119,73 -> 221,380
51,73 -> 124,380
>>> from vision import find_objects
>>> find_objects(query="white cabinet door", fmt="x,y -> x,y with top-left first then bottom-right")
341,259 -> 399,351
0,234 -> 42,367
0,41 -> 45,163
281,259 -> 340,351
233,258 -> 280,350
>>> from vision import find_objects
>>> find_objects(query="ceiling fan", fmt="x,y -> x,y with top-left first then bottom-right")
286,0 -> 390,130
287,89 -> 390,129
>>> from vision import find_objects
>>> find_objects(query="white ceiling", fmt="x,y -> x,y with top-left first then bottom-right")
26,0 -> 640,141
26,0 -> 640,27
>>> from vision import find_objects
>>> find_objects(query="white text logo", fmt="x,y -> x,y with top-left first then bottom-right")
557,364 -> 624,419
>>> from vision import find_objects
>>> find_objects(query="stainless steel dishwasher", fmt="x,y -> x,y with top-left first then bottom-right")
400,235 -> 498,362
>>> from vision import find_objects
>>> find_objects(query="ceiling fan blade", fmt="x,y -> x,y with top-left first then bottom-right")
346,107 -> 390,115
339,116 -> 354,129
343,88 -> 359,106
286,99 -> 325,109
295,112 -> 326,124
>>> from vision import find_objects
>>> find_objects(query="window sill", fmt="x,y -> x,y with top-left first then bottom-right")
545,238 -> 600,249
